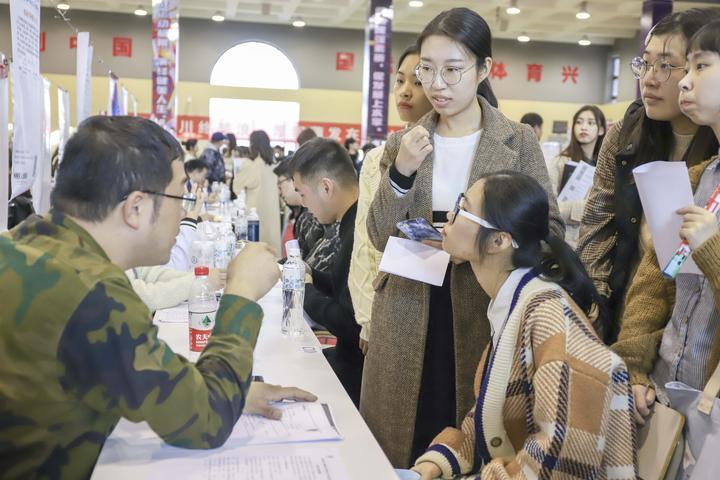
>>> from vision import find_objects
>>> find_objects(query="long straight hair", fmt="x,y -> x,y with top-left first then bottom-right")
560,105 -> 607,163
476,171 -> 600,318
628,8 -> 720,169
416,7 -> 498,108
249,130 -> 274,166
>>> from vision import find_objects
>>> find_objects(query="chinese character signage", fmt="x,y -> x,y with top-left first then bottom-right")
152,0 -> 179,132
76,32 -> 93,124
9,0 -> 42,201
113,37 -> 133,57
336,52 -> 354,71
361,0 -> 392,143
299,121 -> 402,145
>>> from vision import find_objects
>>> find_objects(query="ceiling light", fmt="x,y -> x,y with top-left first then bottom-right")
134,6 -> 148,16
578,35 -> 591,46
57,2 -> 70,10
408,0 -> 424,7
506,0 -> 521,15
211,12 -> 225,22
517,32 -> 530,43
576,1 -> 591,20
292,18 -> 306,27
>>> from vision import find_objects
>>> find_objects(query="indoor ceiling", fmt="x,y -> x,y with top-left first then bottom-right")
3,0 -> 719,45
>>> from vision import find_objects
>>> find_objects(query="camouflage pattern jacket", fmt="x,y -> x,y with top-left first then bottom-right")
0,211 -> 263,479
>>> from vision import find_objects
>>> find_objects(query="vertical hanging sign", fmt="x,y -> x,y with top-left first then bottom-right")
0,54 -> 9,231
361,0 -> 393,144
76,32 -> 93,125
31,77 -> 52,213
152,0 -> 179,132
57,87 -> 70,164
121,87 -> 129,115
107,72 -> 120,116
9,0 -> 42,200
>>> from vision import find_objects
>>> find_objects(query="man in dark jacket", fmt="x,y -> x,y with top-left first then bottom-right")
291,138 -> 363,406
199,132 -> 227,184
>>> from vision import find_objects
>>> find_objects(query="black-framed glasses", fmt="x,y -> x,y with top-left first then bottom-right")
450,193 -> 518,248
122,190 -> 197,210
630,56 -> 685,83
415,63 -> 475,86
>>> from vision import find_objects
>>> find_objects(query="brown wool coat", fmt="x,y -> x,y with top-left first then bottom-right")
360,96 -> 564,468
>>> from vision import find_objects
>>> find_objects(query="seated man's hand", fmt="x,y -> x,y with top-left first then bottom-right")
225,242 -> 279,301
412,462 -> 442,480
245,381 -> 318,420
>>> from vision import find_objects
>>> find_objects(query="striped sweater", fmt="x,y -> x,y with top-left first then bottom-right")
415,277 -> 637,479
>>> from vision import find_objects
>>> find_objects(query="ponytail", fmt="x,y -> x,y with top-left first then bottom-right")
477,171 -> 606,338
477,80 -> 498,108
538,234 -> 599,317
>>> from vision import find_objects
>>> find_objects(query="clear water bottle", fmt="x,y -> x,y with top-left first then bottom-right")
247,207 -> 260,242
233,207 -> 248,244
214,222 -> 235,269
282,240 -> 305,336
188,266 -> 218,362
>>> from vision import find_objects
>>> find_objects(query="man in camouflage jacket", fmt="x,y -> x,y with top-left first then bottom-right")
0,116 -> 315,479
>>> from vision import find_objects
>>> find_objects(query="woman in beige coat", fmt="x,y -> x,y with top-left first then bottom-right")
233,131 -> 282,256
361,8 -> 563,468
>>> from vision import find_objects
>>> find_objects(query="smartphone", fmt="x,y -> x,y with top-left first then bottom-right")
396,218 -> 443,242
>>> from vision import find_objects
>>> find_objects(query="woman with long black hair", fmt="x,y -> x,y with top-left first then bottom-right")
412,172 -> 636,479
361,7 -> 563,467
547,105 -> 607,248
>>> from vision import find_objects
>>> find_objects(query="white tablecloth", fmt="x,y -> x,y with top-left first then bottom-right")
91,282 -> 398,479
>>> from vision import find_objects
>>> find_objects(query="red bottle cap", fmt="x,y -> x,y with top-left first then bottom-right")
194,266 -> 210,276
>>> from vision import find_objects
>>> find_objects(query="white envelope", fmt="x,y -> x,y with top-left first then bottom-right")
379,236 -> 450,286
633,161 -> 700,275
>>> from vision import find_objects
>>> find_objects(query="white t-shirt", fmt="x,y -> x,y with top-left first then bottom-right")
432,130 -> 482,215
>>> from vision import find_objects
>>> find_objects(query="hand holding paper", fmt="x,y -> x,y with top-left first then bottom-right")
632,161 -> 700,276
379,236 -> 450,286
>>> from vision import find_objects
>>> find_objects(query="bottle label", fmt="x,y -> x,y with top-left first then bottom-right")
189,311 -> 216,352
248,222 -> 260,242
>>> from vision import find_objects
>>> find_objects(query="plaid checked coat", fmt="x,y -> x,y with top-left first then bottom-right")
415,277 -> 637,479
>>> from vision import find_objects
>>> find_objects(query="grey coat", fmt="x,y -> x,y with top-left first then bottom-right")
360,96 -> 564,468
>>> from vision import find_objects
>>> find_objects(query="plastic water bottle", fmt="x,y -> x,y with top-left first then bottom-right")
188,266 -> 218,362
247,207 -> 260,242
282,240 -> 305,336
214,222 -> 235,269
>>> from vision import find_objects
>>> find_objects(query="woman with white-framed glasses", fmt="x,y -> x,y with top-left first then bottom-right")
412,171 -> 636,480
577,8 -> 720,344
361,7 -> 563,468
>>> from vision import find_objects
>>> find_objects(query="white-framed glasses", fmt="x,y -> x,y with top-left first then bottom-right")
451,193 -> 519,249
415,62 -> 475,86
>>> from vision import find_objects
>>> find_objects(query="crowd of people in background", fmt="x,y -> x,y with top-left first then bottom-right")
4,5 -> 720,480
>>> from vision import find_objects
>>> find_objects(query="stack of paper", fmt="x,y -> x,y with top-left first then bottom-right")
228,402 -> 341,447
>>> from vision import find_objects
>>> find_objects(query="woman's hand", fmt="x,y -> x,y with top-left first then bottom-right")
631,384 -> 656,425
678,206 -> 719,250
395,126 -> 433,177
411,462 -> 442,480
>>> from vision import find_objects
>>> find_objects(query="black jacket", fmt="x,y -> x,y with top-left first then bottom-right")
606,100 -> 645,318
304,202 -> 360,355
304,202 -> 363,404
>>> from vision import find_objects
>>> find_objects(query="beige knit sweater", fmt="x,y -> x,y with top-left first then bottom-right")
416,277 -> 637,479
